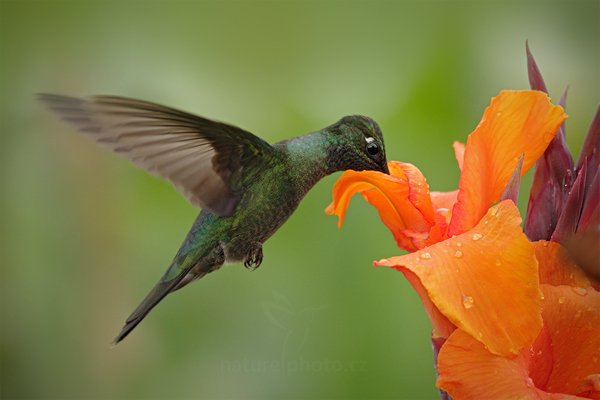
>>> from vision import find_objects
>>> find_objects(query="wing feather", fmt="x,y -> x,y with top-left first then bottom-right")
39,94 -> 275,216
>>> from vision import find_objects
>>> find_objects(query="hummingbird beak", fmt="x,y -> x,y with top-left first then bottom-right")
381,161 -> 390,175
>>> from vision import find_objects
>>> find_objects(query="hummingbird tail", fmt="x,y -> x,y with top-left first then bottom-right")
111,272 -> 189,346
112,246 -> 225,345
112,210 -> 226,345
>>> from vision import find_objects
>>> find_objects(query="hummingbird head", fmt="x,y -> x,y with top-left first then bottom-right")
327,115 -> 389,175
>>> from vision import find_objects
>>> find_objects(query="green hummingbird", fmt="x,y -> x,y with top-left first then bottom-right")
39,94 -> 389,344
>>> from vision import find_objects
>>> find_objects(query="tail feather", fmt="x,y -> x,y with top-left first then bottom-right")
112,270 -> 189,345
112,210 -> 223,345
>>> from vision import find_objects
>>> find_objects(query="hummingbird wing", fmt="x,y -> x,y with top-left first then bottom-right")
39,94 -> 275,216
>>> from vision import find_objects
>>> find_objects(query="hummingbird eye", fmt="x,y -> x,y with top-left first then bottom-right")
366,140 -> 379,156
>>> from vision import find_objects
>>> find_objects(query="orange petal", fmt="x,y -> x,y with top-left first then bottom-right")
448,90 -> 567,236
453,141 -> 465,171
535,241 -> 595,288
388,161 -> 437,224
395,268 -> 456,339
437,329 -> 582,400
382,161 -> 447,247
539,284 -> 600,397
325,170 -> 399,228
437,284 -> 600,399
326,162 -> 443,251
376,200 -> 543,355
431,190 -> 458,224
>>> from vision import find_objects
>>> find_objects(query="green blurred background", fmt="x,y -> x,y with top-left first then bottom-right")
1,0 -> 598,399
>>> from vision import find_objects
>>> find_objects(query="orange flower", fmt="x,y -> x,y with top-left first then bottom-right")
326,45 -> 600,399
326,90 -> 566,356
433,52 -> 600,396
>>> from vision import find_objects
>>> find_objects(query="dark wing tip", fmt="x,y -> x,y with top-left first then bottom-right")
37,93 -> 88,116
37,93 -> 82,106
36,92 -> 61,101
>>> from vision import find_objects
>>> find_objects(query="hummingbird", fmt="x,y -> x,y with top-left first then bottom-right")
39,94 -> 389,344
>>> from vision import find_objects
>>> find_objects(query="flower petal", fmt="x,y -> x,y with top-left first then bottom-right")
527,41 -> 549,93
376,200 -> 543,355
552,161 -> 587,243
578,162 -> 599,234
326,162 -> 443,251
500,153 -> 524,203
540,284 -> 600,397
398,268 -> 456,339
523,46 -> 576,241
524,132 -> 576,241
576,105 -> 599,173
430,190 -> 458,225
325,170 -> 393,228
526,43 -> 570,144
438,285 -> 600,399
453,141 -> 465,171
437,284 -> 600,399
566,207 -> 600,283
534,241 -> 595,288
527,43 -> 570,147
388,161 -> 437,225
437,328 -> 582,400
431,337 -> 452,400
448,90 -> 567,236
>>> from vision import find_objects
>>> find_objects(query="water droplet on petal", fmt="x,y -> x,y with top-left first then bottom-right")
456,242 -> 462,247
572,287 -> 588,296
575,310 -> 582,318
462,294 -> 474,309
526,377 -> 534,388
490,207 -> 498,216
378,258 -> 388,263
542,241 -> 549,247
558,296 -> 566,304
421,252 -> 432,260
472,233 -> 483,241
495,259 -> 502,266
478,332 -> 483,338
540,292 -> 545,300
454,250 -> 463,258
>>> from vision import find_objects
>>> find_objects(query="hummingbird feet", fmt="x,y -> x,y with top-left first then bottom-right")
244,246 -> 263,270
